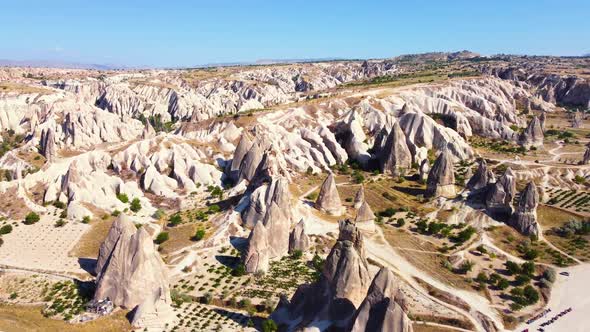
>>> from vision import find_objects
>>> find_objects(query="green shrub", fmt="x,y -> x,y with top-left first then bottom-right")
52,201 -> 66,209
231,264 -> 246,277
155,232 -> 169,244
192,229 -> 205,241
291,249 -> 303,259
207,204 -> 221,214
82,216 -> 91,224
153,209 -> 165,219
169,214 -> 182,226
0,224 -> 12,235
111,209 -> 121,217
116,193 -> 129,203
55,219 -> 66,227
262,319 -> 278,332
23,212 -> 40,225
130,198 -> 141,212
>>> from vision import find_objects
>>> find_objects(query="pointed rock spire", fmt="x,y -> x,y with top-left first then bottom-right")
349,268 -> 413,332
539,112 -> 546,131
243,221 -> 270,273
237,141 -> 263,183
509,182 -> 540,237
40,128 -> 57,162
270,219 -> 371,330
141,120 -> 156,139
353,185 -> 365,209
262,201 -> 290,258
466,159 -> 493,191
581,146 -> 590,165
518,116 -> 544,148
94,215 -> 171,310
355,200 -> 375,224
229,133 -> 253,182
380,122 -> 412,176
486,167 -> 516,218
419,159 -> 430,182
289,219 -> 310,253
315,173 -> 343,215
426,150 -> 456,198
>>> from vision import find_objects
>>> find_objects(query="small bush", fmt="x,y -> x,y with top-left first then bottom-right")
169,214 -> 182,226
112,209 -> 121,217
23,212 -> 40,225
0,224 -> 12,235
291,249 -> 303,259
232,264 -> 246,277
82,216 -> 91,224
52,201 -> 66,209
130,198 -> 141,212
192,229 -> 205,241
155,232 -> 169,244
116,193 -> 129,203
55,219 -> 66,228
262,319 -> 278,332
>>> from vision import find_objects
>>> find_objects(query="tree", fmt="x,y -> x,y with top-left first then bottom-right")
262,319 -> 278,332
497,278 -> 510,290
116,193 -> 129,203
231,264 -> 246,277
169,214 -> 182,226
476,245 -> 487,255
396,218 -> 406,227
192,228 -> 205,241
505,261 -> 521,275
542,268 -> 557,283
523,285 -> 539,305
24,212 -> 40,225
515,274 -> 531,286
521,261 -> 535,276
155,232 -> 169,244
0,224 -> 12,235
291,249 -> 303,259
130,198 -> 142,212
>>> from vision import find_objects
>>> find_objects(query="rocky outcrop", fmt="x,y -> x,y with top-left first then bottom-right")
131,287 -> 177,329
349,268 -> 413,332
571,111 -> 583,128
518,116 -> 544,148
271,219 -> 371,331
289,219 -> 310,253
241,177 -> 292,228
229,133 -> 253,182
39,128 -> 57,161
243,220 -> 270,273
380,122 -> 412,176
467,159 -> 493,191
539,112 -> 546,131
582,146 -> 590,165
237,141 -> 264,184
509,182 -> 540,237
419,159 -> 430,182
355,200 -> 376,232
426,150 -> 456,198
315,173 -> 344,215
94,215 -> 171,310
486,168 -> 516,219
353,185 -> 365,209
262,201 -> 290,258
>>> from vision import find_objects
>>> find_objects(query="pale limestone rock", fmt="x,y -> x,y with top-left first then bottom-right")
353,185 -> 365,209
509,182 -> 540,237
349,268 -> 413,332
380,122 -> 412,176
289,219 -> 310,253
94,215 -> 170,310
243,220 -> 270,273
426,150 -> 456,198
315,173 -> 344,215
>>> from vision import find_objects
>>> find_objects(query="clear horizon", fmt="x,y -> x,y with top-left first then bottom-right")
2,0 -> 589,68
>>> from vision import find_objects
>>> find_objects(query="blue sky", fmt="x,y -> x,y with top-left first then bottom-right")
1,0 -> 588,67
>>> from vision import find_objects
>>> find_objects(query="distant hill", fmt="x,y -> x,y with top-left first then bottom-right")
0,59 -> 122,70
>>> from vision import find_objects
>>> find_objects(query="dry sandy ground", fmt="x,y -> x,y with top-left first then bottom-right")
517,263 -> 590,332
0,216 -> 88,275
